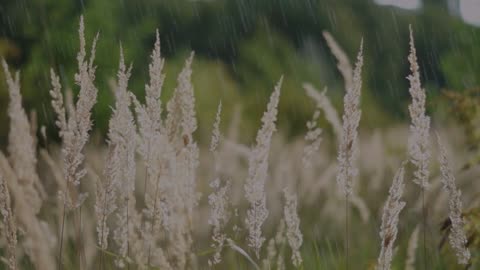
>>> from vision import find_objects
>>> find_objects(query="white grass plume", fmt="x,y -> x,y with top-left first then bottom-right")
376,163 -> 407,270
145,30 -> 165,131
131,31 -> 171,268
2,59 -> 42,213
208,102 -> 231,266
436,134 -> 470,265
283,188 -> 303,268
109,48 -> 138,268
95,146 -> 118,251
50,15 -> 99,210
95,49 -> 135,253
162,52 -> 198,269
0,153 -> 56,270
336,39 -> 364,197
208,178 -> 231,266
407,26 -> 431,189
166,52 -> 199,224
135,29 -> 166,166
0,172 -> 17,270
245,76 -> 283,258
165,52 -> 196,145
210,101 -> 222,154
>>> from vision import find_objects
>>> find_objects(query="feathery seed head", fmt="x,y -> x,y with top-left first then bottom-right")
336,40 -> 364,197
283,188 -> 303,268
245,76 -> 282,258
407,26 -> 431,189
377,163 -> 406,270
436,134 -> 470,265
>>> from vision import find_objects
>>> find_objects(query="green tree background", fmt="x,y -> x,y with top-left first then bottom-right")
0,0 -> 479,144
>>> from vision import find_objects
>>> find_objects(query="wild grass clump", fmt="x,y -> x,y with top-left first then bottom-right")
0,17 -> 477,270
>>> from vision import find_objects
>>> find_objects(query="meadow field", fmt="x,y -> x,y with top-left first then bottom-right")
0,15 -> 479,270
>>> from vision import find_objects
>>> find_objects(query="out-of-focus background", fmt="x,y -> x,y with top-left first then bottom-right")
0,0 -> 479,144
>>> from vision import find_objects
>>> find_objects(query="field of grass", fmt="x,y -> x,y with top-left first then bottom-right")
0,17 -> 478,270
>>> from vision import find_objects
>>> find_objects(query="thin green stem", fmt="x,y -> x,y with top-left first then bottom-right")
422,188 -> 427,270
58,203 -> 66,270
78,206 -> 86,270
126,199 -> 130,270
345,194 -> 349,270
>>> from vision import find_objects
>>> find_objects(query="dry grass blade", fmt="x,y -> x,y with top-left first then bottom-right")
303,83 -> 342,138
226,239 -> 261,270
405,225 -> 420,270
322,31 -> 353,91
302,105 -> 322,169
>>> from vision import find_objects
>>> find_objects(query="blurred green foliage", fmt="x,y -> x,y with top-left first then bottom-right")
0,0 -> 479,144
